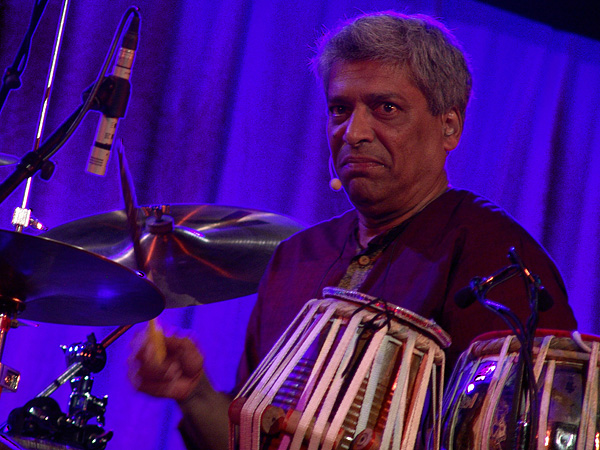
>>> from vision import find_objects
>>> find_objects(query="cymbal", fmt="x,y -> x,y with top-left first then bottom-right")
0,230 -> 165,326
43,205 -> 304,307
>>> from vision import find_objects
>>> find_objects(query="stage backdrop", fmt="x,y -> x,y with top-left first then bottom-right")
0,1 -> 599,449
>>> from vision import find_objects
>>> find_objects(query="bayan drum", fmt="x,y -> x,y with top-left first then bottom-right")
440,329 -> 600,450
229,287 -> 451,450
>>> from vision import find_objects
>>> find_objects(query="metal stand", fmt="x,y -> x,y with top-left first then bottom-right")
38,325 -> 132,398
0,296 -> 25,394
4,326 -> 133,450
466,248 -> 543,450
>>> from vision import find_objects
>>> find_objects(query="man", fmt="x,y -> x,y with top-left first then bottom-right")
131,11 -> 577,450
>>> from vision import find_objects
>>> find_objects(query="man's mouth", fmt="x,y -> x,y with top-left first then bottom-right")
340,156 -> 386,172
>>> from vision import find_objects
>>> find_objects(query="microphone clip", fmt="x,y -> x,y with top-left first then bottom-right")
83,75 -> 131,119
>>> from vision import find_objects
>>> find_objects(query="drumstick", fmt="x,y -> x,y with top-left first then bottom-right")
145,318 -> 167,364
142,267 -> 166,364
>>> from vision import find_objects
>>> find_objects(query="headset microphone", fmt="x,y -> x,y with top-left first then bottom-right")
328,157 -> 342,191
329,177 -> 342,191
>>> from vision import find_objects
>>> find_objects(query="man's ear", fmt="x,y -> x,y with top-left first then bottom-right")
442,107 -> 463,152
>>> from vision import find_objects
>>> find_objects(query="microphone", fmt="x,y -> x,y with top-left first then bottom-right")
86,14 -> 140,176
328,157 -> 342,191
455,251 -> 554,312
454,283 -> 479,309
454,265 -> 520,309
329,177 -> 342,191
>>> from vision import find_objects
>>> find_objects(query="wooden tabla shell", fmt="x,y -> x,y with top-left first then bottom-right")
229,287 -> 450,450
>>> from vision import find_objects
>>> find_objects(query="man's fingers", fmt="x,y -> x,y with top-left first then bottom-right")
128,325 -> 204,401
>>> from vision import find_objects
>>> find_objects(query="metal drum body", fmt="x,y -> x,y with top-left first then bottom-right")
0,436 -> 21,450
229,287 -> 451,450
440,330 -> 600,450
0,435 -> 81,449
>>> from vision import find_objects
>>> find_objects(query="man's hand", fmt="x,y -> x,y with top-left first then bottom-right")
129,322 -> 204,401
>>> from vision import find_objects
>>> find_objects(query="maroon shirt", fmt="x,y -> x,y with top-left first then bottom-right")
236,188 -> 577,387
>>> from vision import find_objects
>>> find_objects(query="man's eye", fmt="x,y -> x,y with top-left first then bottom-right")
329,105 -> 348,117
378,103 -> 399,114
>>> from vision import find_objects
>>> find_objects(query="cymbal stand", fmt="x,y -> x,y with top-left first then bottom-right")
61,334 -> 108,430
12,0 -> 71,233
30,157 -> 138,438
1,5 -> 144,449
0,3 -> 139,397
0,0 -> 70,398
37,325 -> 132,398
0,0 -> 83,400
4,326 -> 132,450
23,123 -> 147,447
0,296 -> 25,394
36,139 -> 140,398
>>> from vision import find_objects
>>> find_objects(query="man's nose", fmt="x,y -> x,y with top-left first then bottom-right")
343,108 -> 374,146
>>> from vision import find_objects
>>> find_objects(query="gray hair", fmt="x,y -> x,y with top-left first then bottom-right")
313,11 -> 472,120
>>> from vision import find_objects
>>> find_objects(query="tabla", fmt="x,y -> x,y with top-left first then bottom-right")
229,287 -> 451,450
439,329 -> 600,450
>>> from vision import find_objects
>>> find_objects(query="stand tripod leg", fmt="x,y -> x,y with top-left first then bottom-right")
0,299 -> 25,394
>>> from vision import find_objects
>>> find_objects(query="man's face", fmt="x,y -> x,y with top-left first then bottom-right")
326,60 -> 458,219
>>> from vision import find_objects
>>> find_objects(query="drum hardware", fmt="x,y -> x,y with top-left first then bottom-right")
5,395 -> 113,450
0,234 -> 157,450
0,231 -> 164,445
5,333 -> 114,450
61,334 -> 108,430
451,248 -> 554,450
0,365 -> 20,393
3,321 -> 144,450
0,297 -> 25,393
2,322 -> 148,450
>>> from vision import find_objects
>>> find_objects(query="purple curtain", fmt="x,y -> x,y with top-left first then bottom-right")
0,0 -> 599,448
